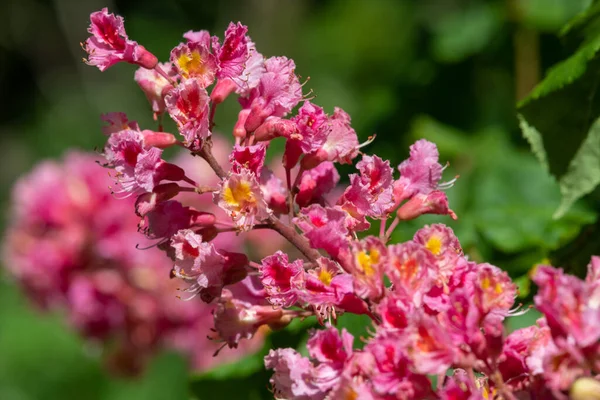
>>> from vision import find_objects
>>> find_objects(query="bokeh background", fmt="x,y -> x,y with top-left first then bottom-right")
0,0 -> 597,399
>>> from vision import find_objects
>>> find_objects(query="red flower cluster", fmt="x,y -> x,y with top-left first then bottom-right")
80,8 -> 600,398
2,152 -> 264,374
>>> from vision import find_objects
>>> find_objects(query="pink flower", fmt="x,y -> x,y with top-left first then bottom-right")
363,334 -> 432,397
134,62 -> 175,115
413,224 -> 463,280
171,229 -> 247,303
101,112 -> 139,135
243,56 -> 303,132
405,313 -> 457,375
213,290 -> 285,349
376,292 -> 414,332
532,266 -> 600,348
394,139 -> 445,201
259,167 -> 289,215
439,370 -> 486,400
230,143 -> 267,176
385,241 -> 437,304
295,162 -> 340,208
295,205 -> 349,259
83,8 -> 157,71
343,236 -> 386,301
165,78 -> 211,149
264,348 -> 323,400
339,155 -> 395,220
214,22 -> 250,80
140,200 -> 200,240
231,41 -> 265,97
284,101 -> 330,167
170,41 -> 218,86
301,108 -> 360,169
292,258 -> 370,322
498,326 -> 540,389
473,263 -> 516,321
259,251 -> 304,308
306,327 -> 354,391
214,168 -> 270,230
103,130 -> 185,195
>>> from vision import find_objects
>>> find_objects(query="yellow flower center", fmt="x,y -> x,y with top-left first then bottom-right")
318,269 -> 333,285
425,235 -> 442,256
223,181 -> 254,211
357,249 -> 380,276
177,50 -> 206,79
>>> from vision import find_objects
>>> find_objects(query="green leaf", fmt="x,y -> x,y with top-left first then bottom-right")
407,117 -> 596,260
554,116 -> 600,217
518,2 -> 600,215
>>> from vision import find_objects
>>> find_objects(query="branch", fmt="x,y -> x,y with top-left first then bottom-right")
197,138 -> 227,179
267,215 -> 321,263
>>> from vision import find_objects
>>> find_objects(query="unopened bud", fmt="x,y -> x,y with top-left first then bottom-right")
134,45 -> 158,69
190,211 -> 217,227
135,183 -> 181,217
571,378 -> 600,400
211,78 -> 237,104
141,130 -> 177,148
244,100 -> 270,133
396,191 -> 457,221
254,118 -> 299,142
233,109 -> 250,139
156,162 -> 186,182
300,148 -> 328,170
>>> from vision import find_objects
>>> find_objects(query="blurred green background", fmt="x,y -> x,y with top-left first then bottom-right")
0,0 -> 597,399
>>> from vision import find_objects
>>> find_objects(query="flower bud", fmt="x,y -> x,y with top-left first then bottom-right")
141,130 -> 177,148
254,118 -> 299,142
134,45 -> 159,69
211,78 -> 237,104
571,378 -> 600,400
233,109 -> 250,139
396,191 -> 457,221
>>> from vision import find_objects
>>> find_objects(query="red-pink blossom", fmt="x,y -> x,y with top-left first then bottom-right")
259,167 -> 289,215
363,334 -> 433,397
83,8 -> 158,71
171,229 -> 247,303
214,168 -> 270,230
394,139 -> 445,202
295,162 -> 340,208
243,56 -> 303,132
170,41 -> 218,86
134,62 -> 175,115
295,205 -> 349,259
301,107 -> 360,169
385,241 -> 437,304
259,251 -> 304,308
165,78 -> 211,149
214,22 -> 250,80
264,348 -> 323,400
413,224 -> 463,279
339,155 -> 395,220
230,143 -> 267,176
284,102 -> 331,167
213,290 -> 285,349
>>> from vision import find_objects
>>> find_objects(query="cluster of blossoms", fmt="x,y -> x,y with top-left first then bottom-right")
79,8 -> 600,398
2,152 -> 264,374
